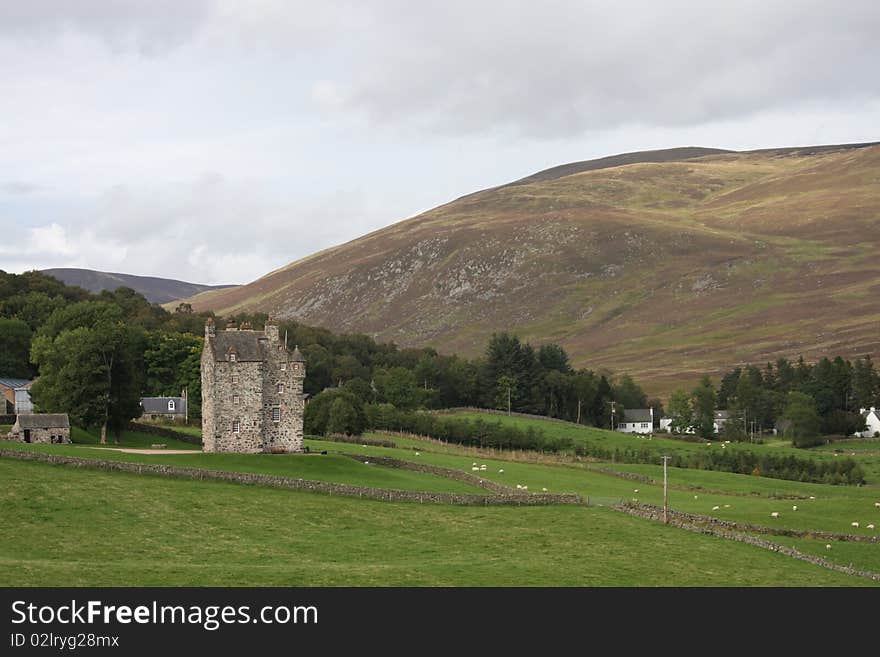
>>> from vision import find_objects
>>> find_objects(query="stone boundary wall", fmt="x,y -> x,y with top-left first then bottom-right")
127,422 -> 202,445
339,453 -> 519,495
615,502 -> 880,582
618,502 -> 880,544
322,434 -> 397,448
0,449 -> 582,507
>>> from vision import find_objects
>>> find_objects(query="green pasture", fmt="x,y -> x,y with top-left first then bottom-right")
0,441 -> 484,495
0,458 -> 872,587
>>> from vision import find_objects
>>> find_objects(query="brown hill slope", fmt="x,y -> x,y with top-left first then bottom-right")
184,143 -> 880,394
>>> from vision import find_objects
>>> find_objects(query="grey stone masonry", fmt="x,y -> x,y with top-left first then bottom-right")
201,319 -> 305,453
10,413 -> 70,444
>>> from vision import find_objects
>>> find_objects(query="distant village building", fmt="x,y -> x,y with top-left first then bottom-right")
617,408 -> 654,434
201,318 -> 306,453
140,396 -> 187,421
9,413 -> 70,444
0,378 -> 33,415
659,409 -> 730,435
855,407 -> 880,438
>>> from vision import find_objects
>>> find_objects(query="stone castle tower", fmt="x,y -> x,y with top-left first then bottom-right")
201,318 -> 306,453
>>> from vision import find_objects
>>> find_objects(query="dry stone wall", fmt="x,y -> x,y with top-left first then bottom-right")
0,449 -> 582,506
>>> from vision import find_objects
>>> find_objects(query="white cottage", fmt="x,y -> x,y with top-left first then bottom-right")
855,407 -> 880,438
617,408 -> 654,434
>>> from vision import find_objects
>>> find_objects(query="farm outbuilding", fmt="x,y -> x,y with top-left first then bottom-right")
9,413 -> 71,444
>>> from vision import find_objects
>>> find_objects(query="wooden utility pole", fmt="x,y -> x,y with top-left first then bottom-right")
607,400 -> 617,431
662,456 -> 671,524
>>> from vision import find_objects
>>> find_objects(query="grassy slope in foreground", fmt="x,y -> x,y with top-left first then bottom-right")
0,441 -> 484,495
0,458 -> 871,586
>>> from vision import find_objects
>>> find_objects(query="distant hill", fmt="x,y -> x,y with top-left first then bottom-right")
180,142 -> 880,394
41,268 -> 237,305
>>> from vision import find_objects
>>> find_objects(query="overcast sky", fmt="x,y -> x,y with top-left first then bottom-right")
2,1 -> 878,285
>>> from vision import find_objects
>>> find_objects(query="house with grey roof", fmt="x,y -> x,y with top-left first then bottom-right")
9,413 -> 70,444
140,396 -> 187,421
617,408 -> 654,434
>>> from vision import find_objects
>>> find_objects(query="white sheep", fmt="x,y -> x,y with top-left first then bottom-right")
633,489 -> 639,493
771,512 -> 779,518
792,505 -> 798,511
712,506 -> 720,511
875,502 -> 880,508
868,524 -> 876,530
415,452 -> 420,456
471,466 -> 479,471
809,496 -> 816,500
694,495 -> 699,499
480,465 -> 487,471
724,504 -> 731,508
516,484 -> 523,489
522,485 -> 528,491
826,544 -> 832,549
498,469 -> 504,474
472,462 -> 477,466
542,487 -> 548,492
851,522 -> 860,528
364,461 -> 370,465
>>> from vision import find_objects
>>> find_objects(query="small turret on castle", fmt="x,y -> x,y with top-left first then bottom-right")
201,317 -> 306,453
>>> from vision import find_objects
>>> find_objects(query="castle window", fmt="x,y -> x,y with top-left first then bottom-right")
281,362 -> 287,371
232,394 -> 240,405
231,374 -> 239,384
168,399 -> 176,411
276,383 -> 285,394
229,353 -> 237,363
232,419 -> 240,434
272,407 -> 281,423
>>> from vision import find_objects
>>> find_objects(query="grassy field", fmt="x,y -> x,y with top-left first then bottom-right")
0,441 -> 484,494
442,411 -> 880,482
70,426 -> 198,450
0,458 -> 872,587
4,411 -> 880,585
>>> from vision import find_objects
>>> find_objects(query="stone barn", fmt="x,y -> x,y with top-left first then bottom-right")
10,413 -> 71,444
201,318 -> 306,453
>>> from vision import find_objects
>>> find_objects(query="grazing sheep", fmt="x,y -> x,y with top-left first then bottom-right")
712,506 -> 720,511
852,522 -> 860,528
792,505 -> 798,511
471,467 -> 479,471
542,487 -> 548,492
875,502 -> 880,508
516,484 -> 523,489
498,469 -> 504,474
522,485 -> 528,491
694,495 -> 699,499
724,504 -> 731,508
867,524 -> 876,530
472,462 -> 477,466
415,452 -> 420,456
771,512 -> 779,518
809,496 -> 816,500
364,461 -> 370,465
633,489 -> 639,493
826,544 -> 832,550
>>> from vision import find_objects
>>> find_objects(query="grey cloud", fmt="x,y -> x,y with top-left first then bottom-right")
0,0 -> 213,52
303,0 -> 880,138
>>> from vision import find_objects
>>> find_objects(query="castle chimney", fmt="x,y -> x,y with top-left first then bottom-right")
226,320 -> 237,331
205,317 -> 215,338
265,318 -> 280,343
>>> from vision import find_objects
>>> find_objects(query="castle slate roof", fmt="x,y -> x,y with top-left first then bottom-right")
140,397 -> 187,414
209,331 -> 272,362
623,408 -> 653,423
17,413 -> 69,429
